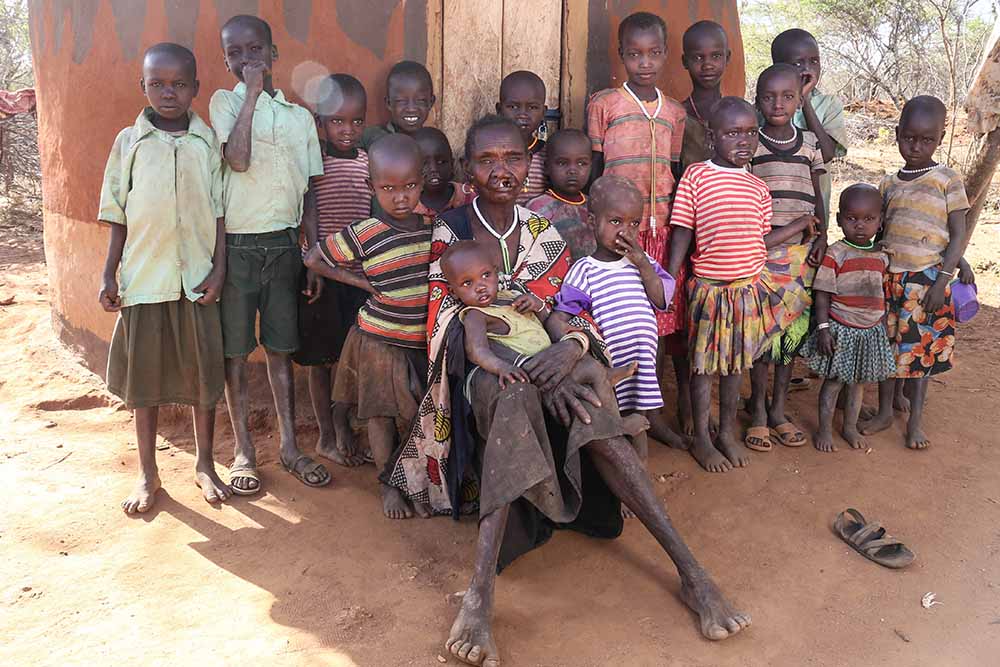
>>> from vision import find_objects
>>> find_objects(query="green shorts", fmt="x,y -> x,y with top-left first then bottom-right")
221,228 -> 302,358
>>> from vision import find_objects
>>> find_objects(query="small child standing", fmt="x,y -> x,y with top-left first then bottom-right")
800,185 -> 895,452
304,134 -> 432,519
587,10 -> 690,448
361,60 -> 436,150
747,63 -> 826,451
99,44 -> 229,513
211,15 -> 329,494
413,127 -> 474,218
525,128 -> 595,261
294,74 -> 372,469
771,28 -> 848,226
679,21 -> 731,171
496,70 -> 549,205
860,96 -> 969,450
668,98 -> 814,474
552,175 -> 676,469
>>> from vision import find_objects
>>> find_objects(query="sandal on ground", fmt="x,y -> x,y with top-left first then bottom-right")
229,465 -> 261,496
833,508 -> 915,569
771,422 -> 808,447
281,454 -> 332,488
744,426 -> 773,452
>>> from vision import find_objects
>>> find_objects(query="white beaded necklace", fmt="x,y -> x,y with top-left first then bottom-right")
899,163 -> 939,175
622,81 -> 663,234
758,124 -> 797,146
472,196 -> 518,278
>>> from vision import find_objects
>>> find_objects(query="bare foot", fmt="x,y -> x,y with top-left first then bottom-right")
906,426 -> 931,450
622,505 -> 636,519
446,590 -> 500,667
680,576 -> 751,641
689,435 -> 732,473
858,404 -> 878,421
621,412 -> 651,437
841,426 -> 866,450
647,411 -> 691,450
122,473 -> 161,514
813,428 -> 837,453
894,393 -> 911,413
194,465 -> 232,504
859,412 -> 894,435
381,483 -> 415,519
607,361 -> 637,386
315,432 -> 364,467
714,430 -> 750,468
413,501 -> 432,518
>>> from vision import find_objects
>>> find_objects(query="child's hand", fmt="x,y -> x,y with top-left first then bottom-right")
959,257 -> 976,285
512,292 -> 544,314
807,233 -> 828,267
194,267 -> 225,305
302,269 -> 324,304
817,328 -> 836,357
615,232 -> 646,266
800,71 -> 817,97
99,277 -> 121,312
794,214 -> 820,241
922,278 -> 947,313
497,363 -> 529,389
243,61 -> 268,97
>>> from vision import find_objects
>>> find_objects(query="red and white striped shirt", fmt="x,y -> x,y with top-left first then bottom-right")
306,149 -> 371,269
670,161 -> 772,281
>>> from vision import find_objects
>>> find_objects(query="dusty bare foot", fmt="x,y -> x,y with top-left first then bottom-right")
194,465 -> 232,504
858,404 -> 878,421
607,361 -> 637,386
689,435 -> 732,473
714,429 -> 750,468
647,411 -> 691,450
621,412 -> 650,437
315,431 -> 364,467
381,483 -> 415,520
894,394 -> 911,413
680,576 -> 751,641
859,411 -> 894,435
814,426 -> 837,452
446,590 -> 500,667
841,426 -> 867,450
122,472 -> 161,514
906,426 -> 930,450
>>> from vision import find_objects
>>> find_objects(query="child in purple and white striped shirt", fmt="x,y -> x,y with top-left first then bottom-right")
553,175 -> 675,475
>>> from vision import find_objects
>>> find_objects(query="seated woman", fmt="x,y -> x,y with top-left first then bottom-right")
385,116 -> 750,667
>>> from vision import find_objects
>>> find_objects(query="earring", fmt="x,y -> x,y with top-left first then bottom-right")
522,176 -> 530,193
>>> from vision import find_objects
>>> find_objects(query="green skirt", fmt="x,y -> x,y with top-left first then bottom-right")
107,299 -> 225,408
801,320 -> 896,385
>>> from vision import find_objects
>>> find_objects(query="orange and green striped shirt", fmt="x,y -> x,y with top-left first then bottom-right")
321,216 -> 432,348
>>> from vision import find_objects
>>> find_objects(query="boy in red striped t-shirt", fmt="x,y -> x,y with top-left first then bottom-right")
667,97 -> 815,474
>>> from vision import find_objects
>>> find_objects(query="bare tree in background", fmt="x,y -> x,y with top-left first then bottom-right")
1,0 -> 40,223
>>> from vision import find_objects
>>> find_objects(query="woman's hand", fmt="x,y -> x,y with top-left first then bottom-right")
817,328 -> 835,357
543,377 -> 602,426
922,278 -> 947,314
958,257 -> 976,285
522,339 -> 583,391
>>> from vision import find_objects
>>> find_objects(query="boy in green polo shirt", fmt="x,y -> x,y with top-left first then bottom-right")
99,43 -> 229,515
359,60 -> 436,150
210,14 -> 330,494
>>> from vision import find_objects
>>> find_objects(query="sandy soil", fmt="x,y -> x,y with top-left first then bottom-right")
3,147 -> 1000,666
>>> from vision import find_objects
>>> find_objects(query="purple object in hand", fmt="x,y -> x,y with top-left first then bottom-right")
952,281 -> 979,323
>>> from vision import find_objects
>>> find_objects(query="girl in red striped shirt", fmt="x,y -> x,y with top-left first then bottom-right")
667,97 -> 814,474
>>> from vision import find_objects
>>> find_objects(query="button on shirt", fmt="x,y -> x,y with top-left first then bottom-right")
209,83 -> 324,234
97,108 -> 223,307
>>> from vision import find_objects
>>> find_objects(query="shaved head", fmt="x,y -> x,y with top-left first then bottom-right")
589,175 -> 643,215
683,20 -> 728,52
143,42 -> 197,79
771,28 -> 817,63
709,96 -> 756,130
368,133 -> 422,177
900,95 -> 947,128
499,70 -> 546,102
839,183 -> 881,211
220,14 -> 272,46
441,241 -> 495,281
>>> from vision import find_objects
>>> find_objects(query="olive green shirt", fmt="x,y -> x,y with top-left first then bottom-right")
209,82 -> 323,234
98,108 -> 223,307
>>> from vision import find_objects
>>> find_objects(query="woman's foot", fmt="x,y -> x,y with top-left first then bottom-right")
714,429 -> 750,468
646,411 -> 690,450
194,465 -> 232,504
315,431 -> 364,467
689,435 -> 732,473
381,483 -> 415,519
446,590 -> 500,667
906,426 -> 931,450
122,472 -> 161,514
679,576 -> 751,641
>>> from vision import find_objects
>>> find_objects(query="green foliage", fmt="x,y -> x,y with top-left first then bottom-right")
0,0 -> 32,90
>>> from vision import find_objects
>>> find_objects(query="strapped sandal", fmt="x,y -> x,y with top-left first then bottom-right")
833,508 -> 915,569
281,454 -> 332,488
771,422 -> 808,447
744,426 -> 773,452
229,465 -> 261,496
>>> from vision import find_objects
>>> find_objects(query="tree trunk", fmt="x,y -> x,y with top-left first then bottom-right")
963,126 -> 1000,238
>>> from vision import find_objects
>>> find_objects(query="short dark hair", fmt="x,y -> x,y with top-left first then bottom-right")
463,114 -> 524,162
709,96 -> 756,130
589,174 -> 643,215
315,73 -> 367,117
839,183 -> 881,212
618,11 -> 667,48
755,63 -> 801,97
368,133 -> 422,178
900,95 -> 947,127
770,28 -> 817,63
499,70 -> 545,101
386,60 -> 433,92
440,240 -> 494,281
413,126 -> 452,152
546,128 -> 590,157
143,42 -> 197,79
682,20 -> 728,53
220,14 -> 272,46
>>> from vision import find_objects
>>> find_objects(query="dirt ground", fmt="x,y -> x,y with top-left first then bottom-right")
3,141 -> 1000,666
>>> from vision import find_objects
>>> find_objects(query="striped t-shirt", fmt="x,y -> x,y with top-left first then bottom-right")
321,216 -> 432,349
750,130 -> 824,242
813,240 -> 889,329
879,166 -> 970,273
555,254 -> 675,411
516,141 -> 548,205
670,161 -> 772,282
306,149 -> 371,268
